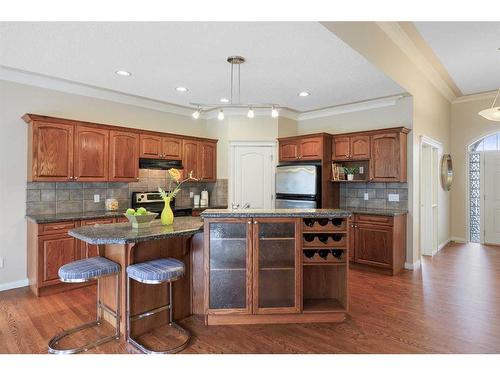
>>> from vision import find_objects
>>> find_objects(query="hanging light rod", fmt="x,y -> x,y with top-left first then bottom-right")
190,55 -> 280,120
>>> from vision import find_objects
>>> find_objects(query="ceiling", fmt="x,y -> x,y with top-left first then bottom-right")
0,22 -> 404,112
414,22 -> 500,95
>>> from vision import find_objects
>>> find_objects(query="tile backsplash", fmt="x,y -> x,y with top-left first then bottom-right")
339,182 -> 408,210
26,169 -> 228,215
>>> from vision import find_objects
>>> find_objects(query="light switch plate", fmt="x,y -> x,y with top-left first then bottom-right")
359,166 -> 364,174
94,194 -> 100,203
190,191 -> 194,198
364,192 -> 369,201
388,194 -> 399,202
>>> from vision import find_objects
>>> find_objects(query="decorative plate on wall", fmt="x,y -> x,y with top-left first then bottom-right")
441,154 -> 453,191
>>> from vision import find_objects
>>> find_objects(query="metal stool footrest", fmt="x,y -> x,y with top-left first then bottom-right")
48,272 -> 120,354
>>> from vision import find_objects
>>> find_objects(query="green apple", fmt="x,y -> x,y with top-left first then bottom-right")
137,207 -> 147,215
126,208 -> 135,215
134,212 -> 142,216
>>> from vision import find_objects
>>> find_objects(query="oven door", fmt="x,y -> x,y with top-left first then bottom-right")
275,198 -> 317,209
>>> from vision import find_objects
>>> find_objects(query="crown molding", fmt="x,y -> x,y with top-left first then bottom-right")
297,94 -> 408,121
0,65 -> 194,117
452,90 -> 498,104
376,22 -> 458,102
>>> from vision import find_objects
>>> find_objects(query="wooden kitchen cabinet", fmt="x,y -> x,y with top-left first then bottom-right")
350,214 -> 407,275
139,134 -> 182,160
370,131 -> 407,182
27,120 -> 74,181
278,134 -> 324,162
38,234 -> 79,286
109,130 -> 139,182
198,141 -> 217,181
182,139 -> 199,178
332,135 -> 370,161
74,125 -> 109,181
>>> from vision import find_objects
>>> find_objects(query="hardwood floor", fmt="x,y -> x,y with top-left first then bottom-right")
1,242 -> 499,353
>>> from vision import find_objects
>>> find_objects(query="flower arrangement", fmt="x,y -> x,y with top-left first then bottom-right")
158,169 -> 198,225
342,166 -> 359,175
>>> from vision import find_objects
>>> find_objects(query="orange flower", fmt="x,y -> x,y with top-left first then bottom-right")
168,168 -> 181,182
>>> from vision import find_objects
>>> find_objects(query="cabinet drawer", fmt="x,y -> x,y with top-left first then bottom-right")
39,221 -> 77,235
81,218 -> 115,226
115,217 -> 129,223
355,215 -> 393,226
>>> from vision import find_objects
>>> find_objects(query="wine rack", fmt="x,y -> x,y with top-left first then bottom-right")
301,217 -> 349,313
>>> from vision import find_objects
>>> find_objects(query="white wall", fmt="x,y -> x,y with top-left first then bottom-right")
0,80 -> 209,287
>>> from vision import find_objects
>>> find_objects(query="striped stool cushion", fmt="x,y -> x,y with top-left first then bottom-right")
127,258 -> 185,283
59,256 -> 120,282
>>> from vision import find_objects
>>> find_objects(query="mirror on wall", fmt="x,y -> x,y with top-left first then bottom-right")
441,154 -> 453,191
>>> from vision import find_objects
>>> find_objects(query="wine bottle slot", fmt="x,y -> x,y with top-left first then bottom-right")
304,219 -> 315,227
331,234 -> 343,242
304,250 -> 316,259
318,235 -> 328,244
331,218 -> 343,227
318,250 -> 330,259
318,219 -> 329,226
304,234 -> 315,242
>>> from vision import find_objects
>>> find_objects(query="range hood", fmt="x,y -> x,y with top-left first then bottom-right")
139,158 -> 183,170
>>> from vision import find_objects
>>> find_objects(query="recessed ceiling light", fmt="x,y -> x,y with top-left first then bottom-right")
115,70 -> 131,77
298,91 -> 310,97
220,98 -> 229,103
175,86 -> 189,93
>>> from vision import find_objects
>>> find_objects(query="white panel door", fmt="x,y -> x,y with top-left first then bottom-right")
233,145 -> 275,209
484,151 -> 500,245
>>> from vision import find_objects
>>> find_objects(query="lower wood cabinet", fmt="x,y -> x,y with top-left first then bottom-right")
27,217 -> 124,296
349,214 -> 407,275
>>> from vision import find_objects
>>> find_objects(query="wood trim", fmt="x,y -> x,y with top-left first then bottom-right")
207,311 -> 346,325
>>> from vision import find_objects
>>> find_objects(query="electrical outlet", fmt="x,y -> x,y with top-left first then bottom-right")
190,191 -> 194,198
359,166 -> 364,174
0,257 -> 4,268
364,192 -> 369,201
388,194 -> 400,202
94,194 -> 100,203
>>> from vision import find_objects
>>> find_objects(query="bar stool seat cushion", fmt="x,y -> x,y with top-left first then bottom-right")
127,258 -> 185,283
59,256 -> 120,281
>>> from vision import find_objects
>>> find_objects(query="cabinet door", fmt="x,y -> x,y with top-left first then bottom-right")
80,218 -> 114,258
207,219 -> 252,314
182,139 -> 199,179
109,130 -> 139,181
139,134 -> 162,159
162,137 -> 182,160
349,222 -> 355,262
279,141 -> 299,161
198,141 -> 216,182
74,126 -> 109,181
354,223 -> 392,268
253,218 -> 300,314
32,121 -> 74,181
299,137 -> 323,160
370,133 -> 400,181
350,135 -> 370,160
38,234 -> 79,286
332,136 -> 350,160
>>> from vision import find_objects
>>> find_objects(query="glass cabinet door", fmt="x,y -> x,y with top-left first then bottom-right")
253,218 -> 300,313
208,220 -> 252,313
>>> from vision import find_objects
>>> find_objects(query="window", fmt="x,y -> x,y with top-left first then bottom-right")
470,134 -> 500,152
469,152 -> 480,243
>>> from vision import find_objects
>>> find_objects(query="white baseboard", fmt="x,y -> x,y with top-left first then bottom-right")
450,237 -> 467,243
438,238 -> 452,252
0,278 -> 29,292
404,259 -> 421,270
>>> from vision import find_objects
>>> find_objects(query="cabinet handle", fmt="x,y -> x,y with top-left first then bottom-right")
247,221 -> 252,225
253,221 -> 258,224
74,176 -> 79,180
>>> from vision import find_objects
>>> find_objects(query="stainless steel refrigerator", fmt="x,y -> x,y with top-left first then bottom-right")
275,164 -> 321,208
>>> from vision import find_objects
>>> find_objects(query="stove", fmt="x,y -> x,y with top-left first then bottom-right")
131,192 -> 193,217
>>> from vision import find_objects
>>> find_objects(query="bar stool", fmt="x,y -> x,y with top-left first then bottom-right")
48,256 -> 121,354
126,258 -> 191,354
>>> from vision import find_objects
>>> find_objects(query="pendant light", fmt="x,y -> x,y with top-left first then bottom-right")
478,89 -> 500,122
191,56 -> 280,120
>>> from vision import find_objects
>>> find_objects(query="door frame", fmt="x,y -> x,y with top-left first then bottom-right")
229,141 -> 277,209
419,136 -> 442,257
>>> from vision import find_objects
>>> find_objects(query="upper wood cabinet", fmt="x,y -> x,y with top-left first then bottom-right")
29,121 -> 74,181
369,131 -> 407,182
109,130 -> 139,182
198,141 -> 217,182
332,135 -> 370,161
140,134 -> 182,160
74,126 -> 109,181
278,134 -> 325,162
182,139 -> 199,178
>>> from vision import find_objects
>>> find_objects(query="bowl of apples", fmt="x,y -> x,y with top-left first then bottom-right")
124,207 -> 158,229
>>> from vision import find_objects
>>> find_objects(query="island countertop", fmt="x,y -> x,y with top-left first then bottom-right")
68,216 -> 204,245
201,208 -> 352,218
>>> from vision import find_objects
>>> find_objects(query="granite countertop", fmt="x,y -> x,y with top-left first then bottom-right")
342,207 -> 408,216
26,210 -> 126,224
175,204 -> 228,212
68,217 -> 204,245
201,208 -> 352,218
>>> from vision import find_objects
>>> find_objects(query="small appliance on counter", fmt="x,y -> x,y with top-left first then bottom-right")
193,194 -> 201,206
131,192 -> 193,216
200,190 -> 209,207
275,164 -> 321,208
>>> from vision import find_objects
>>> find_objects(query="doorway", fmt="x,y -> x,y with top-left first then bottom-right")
420,136 -> 441,256
229,142 -> 276,209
